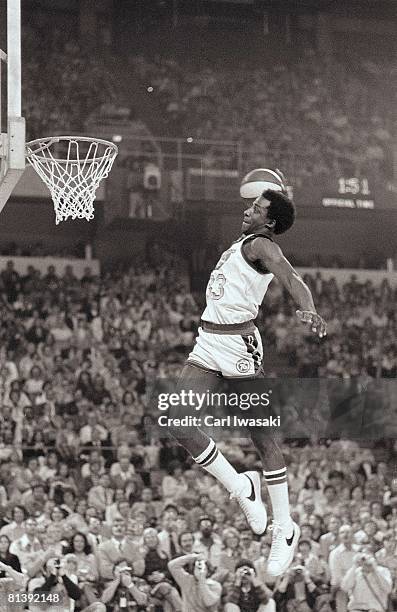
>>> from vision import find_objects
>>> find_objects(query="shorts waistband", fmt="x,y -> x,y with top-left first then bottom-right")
200,319 -> 256,335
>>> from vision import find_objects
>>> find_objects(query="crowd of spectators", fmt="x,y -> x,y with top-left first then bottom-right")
258,273 -> 397,381
130,49 -> 395,183
17,18 -> 396,188
22,28 -> 125,140
0,256 -> 395,611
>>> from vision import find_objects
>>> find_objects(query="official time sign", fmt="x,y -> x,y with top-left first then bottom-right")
322,177 -> 374,209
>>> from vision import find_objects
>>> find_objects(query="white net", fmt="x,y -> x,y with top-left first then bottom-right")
26,136 -> 118,224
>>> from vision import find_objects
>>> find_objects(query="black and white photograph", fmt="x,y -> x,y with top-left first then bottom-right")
0,1 -> 396,611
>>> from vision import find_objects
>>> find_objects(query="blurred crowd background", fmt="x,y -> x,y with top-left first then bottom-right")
22,35 -> 395,186
0,259 -> 395,611
0,1 -> 395,611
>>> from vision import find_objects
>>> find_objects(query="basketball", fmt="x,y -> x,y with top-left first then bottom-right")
240,168 -> 285,199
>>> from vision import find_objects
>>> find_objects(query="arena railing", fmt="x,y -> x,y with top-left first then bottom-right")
79,132 -> 387,185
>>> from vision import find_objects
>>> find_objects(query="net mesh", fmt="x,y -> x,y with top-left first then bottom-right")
26,137 -> 118,224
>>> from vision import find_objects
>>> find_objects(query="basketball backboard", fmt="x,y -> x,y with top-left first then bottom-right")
0,0 -> 25,212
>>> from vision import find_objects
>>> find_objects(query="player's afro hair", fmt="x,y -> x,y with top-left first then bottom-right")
263,189 -> 296,235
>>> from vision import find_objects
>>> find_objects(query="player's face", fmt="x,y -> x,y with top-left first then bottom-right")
242,194 -> 271,233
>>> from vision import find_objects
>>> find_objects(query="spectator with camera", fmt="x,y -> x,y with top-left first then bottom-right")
100,559 -> 149,611
168,552 -> 222,612
97,518 -> 144,582
27,555 -> 103,612
273,560 -> 324,612
223,559 -> 274,612
28,557 -> 82,612
341,552 -> 392,612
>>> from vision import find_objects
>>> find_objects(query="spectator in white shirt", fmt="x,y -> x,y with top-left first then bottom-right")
109,452 -> 136,488
0,506 -> 27,541
320,516 -> 342,561
79,413 -> 108,445
341,553 -> 392,612
329,525 -> 361,612
9,517 -> 43,574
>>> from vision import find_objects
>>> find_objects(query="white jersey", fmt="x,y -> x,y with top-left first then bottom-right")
202,234 -> 274,324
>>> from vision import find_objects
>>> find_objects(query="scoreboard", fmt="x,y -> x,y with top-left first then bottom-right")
185,168 -> 397,211
322,177 -> 374,210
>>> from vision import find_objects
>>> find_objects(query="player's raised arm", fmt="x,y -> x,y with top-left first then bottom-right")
247,237 -> 326,338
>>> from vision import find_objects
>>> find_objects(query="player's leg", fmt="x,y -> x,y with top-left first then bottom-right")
253,438 -> 293,529
229,373 -> 299,575
248,424 -> 299,576
167,362 -> 255,506
168,326 -> 269,534
185,327 -> 267,535
225,330 -> 293,517
226,328 -> 300,575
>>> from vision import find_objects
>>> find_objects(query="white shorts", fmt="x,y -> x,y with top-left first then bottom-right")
187,326 -> 263,378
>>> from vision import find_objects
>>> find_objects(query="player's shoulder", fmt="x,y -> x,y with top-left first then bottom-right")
244,234 -> 283,263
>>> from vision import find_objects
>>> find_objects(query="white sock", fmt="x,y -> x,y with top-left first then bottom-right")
263,468 -> 293,536
194,439 -> 250,496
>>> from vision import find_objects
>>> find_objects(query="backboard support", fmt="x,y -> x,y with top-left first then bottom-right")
0,0 -> 26,212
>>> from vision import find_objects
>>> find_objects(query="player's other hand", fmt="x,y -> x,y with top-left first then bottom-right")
296,310 -> 327,338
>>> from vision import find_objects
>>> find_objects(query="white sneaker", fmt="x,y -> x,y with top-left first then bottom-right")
266,520 -> 300,577
230,471 -> 267,535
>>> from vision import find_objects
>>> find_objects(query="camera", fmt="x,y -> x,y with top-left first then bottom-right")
291,565 -> 305,580
356,553 -> 372,566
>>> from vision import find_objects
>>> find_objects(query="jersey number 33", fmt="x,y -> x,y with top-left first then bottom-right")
206,248 -> 233,300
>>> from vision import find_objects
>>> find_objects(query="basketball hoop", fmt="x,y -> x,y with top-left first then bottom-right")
25,136 -> 118,224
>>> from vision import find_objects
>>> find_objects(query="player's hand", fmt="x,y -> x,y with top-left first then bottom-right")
296,310 -> 327,338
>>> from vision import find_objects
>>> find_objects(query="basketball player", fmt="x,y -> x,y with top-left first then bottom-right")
167,169 -> 326,577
